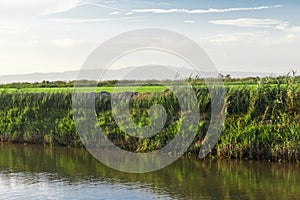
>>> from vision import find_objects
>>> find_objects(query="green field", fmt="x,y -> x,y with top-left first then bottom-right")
0,85 -> 167,93
0,84 -> 298,94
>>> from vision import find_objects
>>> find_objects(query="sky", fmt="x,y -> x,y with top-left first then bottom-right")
0,0 -> 299,76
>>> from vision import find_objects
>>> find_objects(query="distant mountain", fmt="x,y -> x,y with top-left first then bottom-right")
0,65 -> 284,84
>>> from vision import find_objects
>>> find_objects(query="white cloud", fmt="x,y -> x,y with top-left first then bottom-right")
109,11 -> 120,15
0,0 -> 83,19
260,33 -> 300,45
130,1 -> 171,6
200,30 -> 300,47
210,18 -> 300,33
290,26 -> 300,32
210,18 -> 286,28
0,24 -> 26,35
51,38 -> 79,47
104,0 -> 117,3
130,19 -> 144,23
132,5 -> 281,14
50,17 -> 143,23
124,12 -> 134,15
82,2 -> 127,12
184,20 -> 195,23
206,32 -> 257,43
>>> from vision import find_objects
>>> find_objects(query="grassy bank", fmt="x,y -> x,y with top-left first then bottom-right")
0,76 -> 299,162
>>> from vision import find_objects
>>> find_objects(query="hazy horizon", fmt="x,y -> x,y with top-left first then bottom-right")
0,64 -> 292,84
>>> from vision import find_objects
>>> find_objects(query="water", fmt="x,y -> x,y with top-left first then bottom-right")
0,144 -> 299,199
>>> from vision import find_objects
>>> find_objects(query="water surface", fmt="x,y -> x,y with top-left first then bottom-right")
0,144 -> 299,199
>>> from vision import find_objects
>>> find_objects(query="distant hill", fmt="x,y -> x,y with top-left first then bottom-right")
0,65 -> 283,84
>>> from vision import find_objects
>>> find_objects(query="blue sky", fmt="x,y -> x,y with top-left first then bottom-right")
0,0 -> 299,75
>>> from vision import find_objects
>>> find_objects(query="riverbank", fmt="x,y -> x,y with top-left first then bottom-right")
0,77 -> 299,162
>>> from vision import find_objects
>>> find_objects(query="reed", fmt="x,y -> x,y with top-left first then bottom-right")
0,75 -> 299,162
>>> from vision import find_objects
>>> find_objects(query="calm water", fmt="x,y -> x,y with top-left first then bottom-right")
0,144 -> 299,199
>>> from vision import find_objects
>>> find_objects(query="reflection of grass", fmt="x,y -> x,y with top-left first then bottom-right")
0,144 -> 299,199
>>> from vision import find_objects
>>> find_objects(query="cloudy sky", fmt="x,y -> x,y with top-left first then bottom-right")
0,0 -> 299,75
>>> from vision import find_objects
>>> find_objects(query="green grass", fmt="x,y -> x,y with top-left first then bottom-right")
0,85 -> 167,93
0,76 -> 299,162
0,83 -> 298,94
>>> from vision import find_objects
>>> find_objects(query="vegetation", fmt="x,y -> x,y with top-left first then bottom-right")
0,74 -> 299,162
0,86 -> 167,94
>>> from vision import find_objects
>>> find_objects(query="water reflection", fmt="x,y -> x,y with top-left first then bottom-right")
0,144 -> 299,199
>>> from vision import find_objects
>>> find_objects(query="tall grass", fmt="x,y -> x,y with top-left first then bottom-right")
0,75 -> 299,162
217,75 -> 299,162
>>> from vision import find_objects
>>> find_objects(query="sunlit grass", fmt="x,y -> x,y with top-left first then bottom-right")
0,76 -> 299,162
